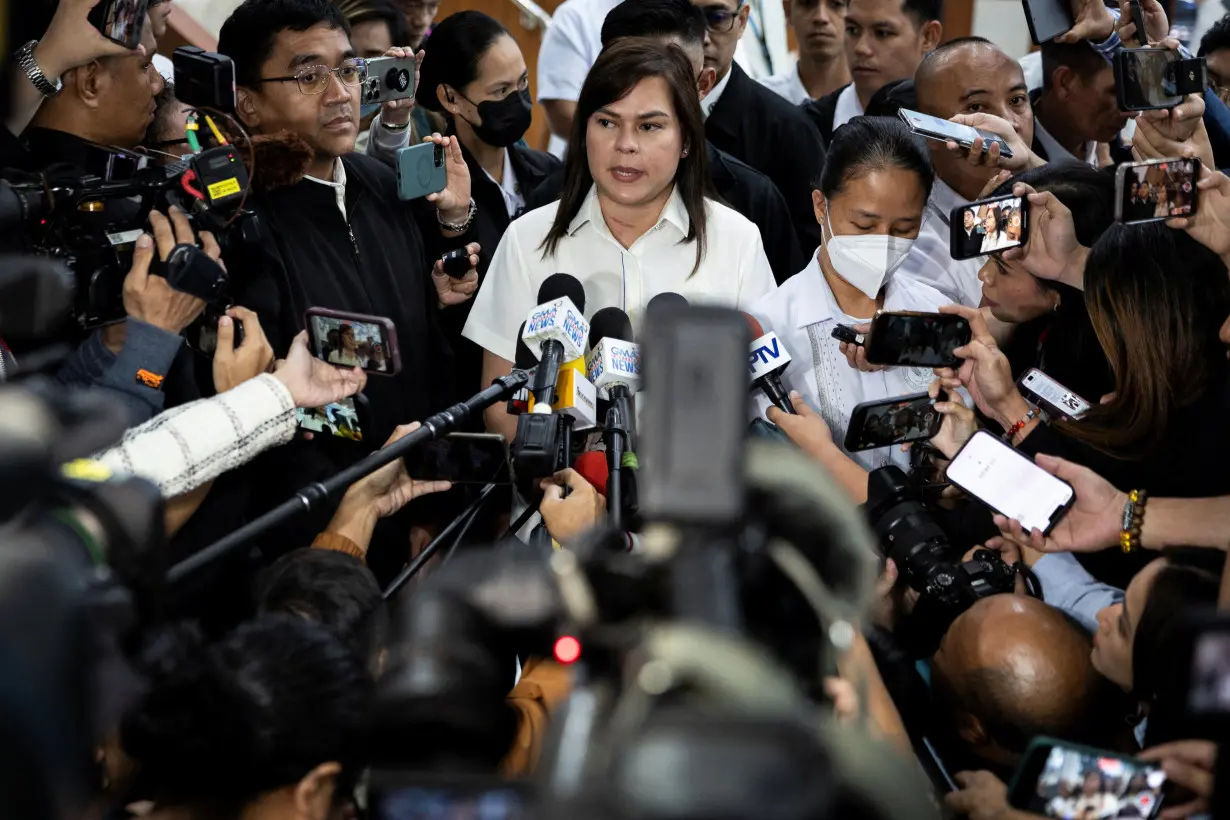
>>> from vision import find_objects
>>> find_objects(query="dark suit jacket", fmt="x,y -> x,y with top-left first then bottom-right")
801,82 -> 847,147
956,226 -> 984,259
1029,89 -> 1132,166
523,141 -> 807,284
706,63 -> 826,253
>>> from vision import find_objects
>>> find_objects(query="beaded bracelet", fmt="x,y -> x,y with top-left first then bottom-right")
1002,407 -> 1039,442
1120,489 -> 1149,554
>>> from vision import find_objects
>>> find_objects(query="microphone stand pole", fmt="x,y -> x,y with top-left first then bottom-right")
168,372 -> 529,584
382,482 -> 498,600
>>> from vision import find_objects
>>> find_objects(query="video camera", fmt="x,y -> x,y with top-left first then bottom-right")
0,47 -> 253,331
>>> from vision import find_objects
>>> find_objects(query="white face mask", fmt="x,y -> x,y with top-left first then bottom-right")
822,206 -> 915,300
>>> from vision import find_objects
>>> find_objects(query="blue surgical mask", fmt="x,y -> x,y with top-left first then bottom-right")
360,102 -> 382,119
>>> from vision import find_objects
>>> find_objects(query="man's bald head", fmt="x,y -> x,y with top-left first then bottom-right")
932,595 -> 1103,768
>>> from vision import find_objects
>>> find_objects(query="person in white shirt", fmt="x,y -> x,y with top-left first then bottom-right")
465,39 -> 776,441
537,0 -> 626,156
759,0 -> 850,104
750,116 -> 954,480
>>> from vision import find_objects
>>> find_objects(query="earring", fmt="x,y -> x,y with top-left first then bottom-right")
681,148 -> 689,157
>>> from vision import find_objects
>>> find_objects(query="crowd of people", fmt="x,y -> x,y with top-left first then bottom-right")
1,0 -> 1229,815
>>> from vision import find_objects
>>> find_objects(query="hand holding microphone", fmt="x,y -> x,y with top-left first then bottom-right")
538,467 -> 605,546
744,313 -> 796,415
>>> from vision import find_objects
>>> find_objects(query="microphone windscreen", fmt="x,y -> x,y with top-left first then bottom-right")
646,291 -> 688,317
573,450 -> 609,496
742,311 -> 766,339
587,306 -> 634,348
537,273 -> 587,314
513,321 -> 536,368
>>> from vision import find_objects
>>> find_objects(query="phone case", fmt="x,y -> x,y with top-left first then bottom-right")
1021,0 -> 1074,45
1114,49 -> 1182,111
361,56 -> 417,105
949,193 -> 1030,261
1007,737 -> 1165,816
1126,0 -> 1148,46
88,0 -> 151,49
396,142 -> 447,201
946,431 -> 1076,535
304,307 -> 402,376
1114,157 -> 1200,225
296,392 -> 372,443
899,109 -> 1014,157
843,392 -> 940,452
865,312 -> 972,368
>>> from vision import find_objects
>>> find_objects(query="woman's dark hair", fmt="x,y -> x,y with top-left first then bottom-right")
1132,553 -> 1219,746
541,39 -> 711,273
1069,225 -> 1230,455
815,117 -> 933,204
415,11 -> 510,112
864,78 -> 917,119
335,0 -> 409,46
122,615 -> 371,813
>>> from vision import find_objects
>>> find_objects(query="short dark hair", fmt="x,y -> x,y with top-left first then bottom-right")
1198,13 -> 1230,57
256,548 -> 389,668
864,78 -> 917,118
219,0 -> 351,88
542,39 -> 712,273
902,0 -> 943,25
335,0 -> 409,47
600,0 -> 707,51
817,116 -> 934,202
415,11 -> 510,112
1040,40 -> 1110,90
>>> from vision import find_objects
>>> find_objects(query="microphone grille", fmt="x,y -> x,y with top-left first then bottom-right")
537,273 -> 587,314
588,306 -> 634,347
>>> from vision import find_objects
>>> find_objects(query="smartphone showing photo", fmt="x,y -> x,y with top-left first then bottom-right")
1018,368 -> 1091,420
1183,612 -> 1230,722
1115,157 -> 1199,225
898,108 -> 1015,158
369,773 -> 529,820
88,0 -> 150,49
947,430 -> 1075,534
1114,49 -> 1207,111
305,308 -> 401,376
296,396 -> 367,442
1008,737 -> 1166,819
950,194 -> 1029,260
864,311 -> 972,368
402,433 -> 514,486
843,392 -> 941,452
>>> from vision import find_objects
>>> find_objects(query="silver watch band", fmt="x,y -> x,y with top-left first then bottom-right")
18,40 -> 61,97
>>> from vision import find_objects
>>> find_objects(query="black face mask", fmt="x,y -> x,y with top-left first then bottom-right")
459,88 -> 533,148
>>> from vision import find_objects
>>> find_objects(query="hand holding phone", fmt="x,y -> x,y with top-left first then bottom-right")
395,141 -> 447,201
899,109 -> 1015,159
949,194 -> 1029,260
947,431 -> 1075,534
305,308 -> 401,375
1008,737 -> 1166,818
843,392 -> 941,452
864,311 -> 972,368
88,0 -> 150,49
1115,157 -> 1200,224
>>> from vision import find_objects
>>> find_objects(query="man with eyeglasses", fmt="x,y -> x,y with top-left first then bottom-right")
693,0 -> 828,252
215,0 -> 484,571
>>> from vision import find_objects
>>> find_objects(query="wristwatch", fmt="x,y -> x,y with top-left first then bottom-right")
17,40 -> 62,98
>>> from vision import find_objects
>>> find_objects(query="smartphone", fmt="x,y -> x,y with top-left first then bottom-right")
403,432 -> 514,486
898,108 -> 1015,159
296,394 -> 370,442
1114,48 -> 1207,111
395,141 -> 447,201
1126,0 -> 1148,46
1018,368 -> 1090,420
949,194 -> 1028,261
831,324 -> 864,346
1181,611 -> 1230,723
88,0 -> 150,49
1008,737 -> 1166,819
947,430 -> 1075,534
304,307 -> 401,376
843,392 -> 941,452
1021,0 -> 1074,44
864,311 -> 972,368
1115,156 -> 1200,224
368,773 -> 529,820
361,55 -> 416,107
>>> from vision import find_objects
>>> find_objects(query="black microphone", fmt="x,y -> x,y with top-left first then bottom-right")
646,291 -> 689,319
586,307 -> 640,528
523,273 -> 588,411
506,321 -> 535,415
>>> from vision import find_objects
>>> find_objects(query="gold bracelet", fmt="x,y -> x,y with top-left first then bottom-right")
1120,489 -> 1148,554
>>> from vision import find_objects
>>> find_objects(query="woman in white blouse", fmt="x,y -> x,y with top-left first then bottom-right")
750,116 -> 965,488
463,38 -> 776,441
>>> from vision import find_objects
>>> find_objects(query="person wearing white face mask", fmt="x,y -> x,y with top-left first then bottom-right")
749,116 -> 953,473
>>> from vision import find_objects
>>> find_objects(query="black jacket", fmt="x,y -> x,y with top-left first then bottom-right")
525,141 -> 807,284
801,83 -> 847,147
450,141 -> 561,396
705,63 -> 826,253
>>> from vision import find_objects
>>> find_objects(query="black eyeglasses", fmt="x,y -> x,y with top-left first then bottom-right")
701,4 -> 743,32
258,59 -> 368,95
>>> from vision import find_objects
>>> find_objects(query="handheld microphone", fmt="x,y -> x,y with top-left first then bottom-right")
743,313 -> 795,415
585,307 -> 640,528
645,291 -> 689,322
522,274 -> 589,412
506,321 -> 536,416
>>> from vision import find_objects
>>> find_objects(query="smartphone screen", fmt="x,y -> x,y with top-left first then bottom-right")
1187,619 -> 1230,718
947,431 -> 1074,533
90,0 -> 149,48
371,785 -> 527,820
1018,369 -> 1090,420
296,397 -> 365,442
1013,744 -> 1166,819
1119,48 -> 1183,110
844,392 -> 940,452
950,194 -> 1028,260
1117,157 -> 1198,224
307,311 -> 396,374
404,433 -> 514,485
865,312 -> 972,368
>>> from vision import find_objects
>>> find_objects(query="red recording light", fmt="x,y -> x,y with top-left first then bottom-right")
553,635 -> 582,664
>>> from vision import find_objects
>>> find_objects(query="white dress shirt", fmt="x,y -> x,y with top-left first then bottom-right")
537,0 -> 625,156
831,83 -> 865,134
701,65 -> 736,119
483,149 -> 526,219
1033,115 -> 1099,166
463,184 -> 777,362
896,177 -> 984,307
748,253 -> 950,472
759,62 -> 811,105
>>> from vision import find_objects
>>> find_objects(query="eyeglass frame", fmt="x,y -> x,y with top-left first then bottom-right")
700,0 -> 746,32
257,58 -> 369,95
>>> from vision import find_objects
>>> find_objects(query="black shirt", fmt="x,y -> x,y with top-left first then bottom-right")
801,83 -> 847,147
705,63 -> 827,254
